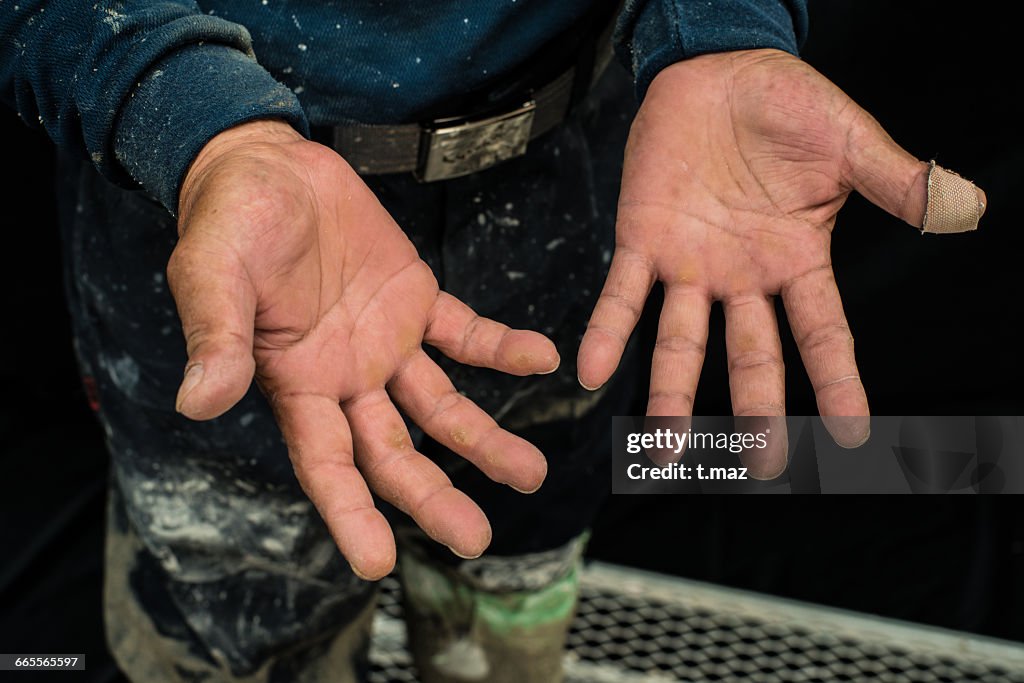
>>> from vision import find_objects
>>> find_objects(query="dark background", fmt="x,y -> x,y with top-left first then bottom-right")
1,2 -> 1021,681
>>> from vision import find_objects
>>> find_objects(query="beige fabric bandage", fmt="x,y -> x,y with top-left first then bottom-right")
921,160 -> 984,234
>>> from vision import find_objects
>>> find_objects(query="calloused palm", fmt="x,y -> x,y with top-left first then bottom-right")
169,121 -> 558,579
577,49 -> 984,473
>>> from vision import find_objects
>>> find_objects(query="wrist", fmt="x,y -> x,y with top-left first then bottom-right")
649,48 -> 790,88
179,119 -> 305,217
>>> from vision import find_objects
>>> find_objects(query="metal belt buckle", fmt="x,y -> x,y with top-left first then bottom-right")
417,100 -> 536,182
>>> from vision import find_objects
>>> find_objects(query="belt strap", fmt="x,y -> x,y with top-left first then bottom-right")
332,12 -> 616,181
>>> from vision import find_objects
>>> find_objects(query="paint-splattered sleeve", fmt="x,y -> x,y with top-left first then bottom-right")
615,0 -> 809,100
0,0 -> 308,213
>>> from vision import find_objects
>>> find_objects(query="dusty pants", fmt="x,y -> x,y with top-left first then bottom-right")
57,64 -> 638,682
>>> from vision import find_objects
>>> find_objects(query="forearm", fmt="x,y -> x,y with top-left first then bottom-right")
0,0 -> 307,212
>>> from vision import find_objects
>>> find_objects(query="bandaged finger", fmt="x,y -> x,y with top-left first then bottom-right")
921,160 -> 985,234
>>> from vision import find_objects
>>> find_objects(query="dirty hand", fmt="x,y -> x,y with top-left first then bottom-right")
577,49 -> 985,457
169,120 -> 557,580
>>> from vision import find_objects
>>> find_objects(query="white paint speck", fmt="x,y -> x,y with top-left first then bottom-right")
506,271 -> 526,281
297,43 -> 307,52
102,7 -> 126,33
262,537 -> 286,553
105,355 -> 140,394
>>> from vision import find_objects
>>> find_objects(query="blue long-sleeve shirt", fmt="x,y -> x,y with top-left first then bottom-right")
1,0 -> 806,213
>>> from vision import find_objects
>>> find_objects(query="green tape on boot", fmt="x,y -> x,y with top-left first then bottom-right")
398,535 -> 586,683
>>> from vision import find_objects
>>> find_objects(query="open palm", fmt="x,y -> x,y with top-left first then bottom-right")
170,121 -> 558,579
578,49 -> 983,455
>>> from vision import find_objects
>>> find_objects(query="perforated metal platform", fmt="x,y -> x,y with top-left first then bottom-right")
367,561 -> 1024,683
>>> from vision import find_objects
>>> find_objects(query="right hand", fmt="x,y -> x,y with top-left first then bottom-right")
169,120 -> 559,580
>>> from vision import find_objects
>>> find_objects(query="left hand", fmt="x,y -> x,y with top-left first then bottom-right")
577,49 -> 984,462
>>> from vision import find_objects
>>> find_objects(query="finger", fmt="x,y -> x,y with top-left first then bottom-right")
273,392 -> 395,580
424,292 -> 559,376
843,108 -> 986,230
389,352 -> 548,493
724,295 -> 785,417
724,296 -> 787,479
577,247 -> 655,390
166,239 -> 256,420
345,391 -> 492,559
642,287 -> 709,465
641,416 -> 692,466
735,415 -> 789,481
782,268 -> 870,448
647,286 -> 711,417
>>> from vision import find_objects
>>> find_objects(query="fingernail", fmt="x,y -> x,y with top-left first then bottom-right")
976,186 -> 988,219
447,545 -> 483,560
849,425 -> 871,449
578,374 -> 601,391
349,563 -> 373,581
749,465 -> 788,481
538,354 -> 561,375
509,481 -> 543,494
175,363 -> 204,412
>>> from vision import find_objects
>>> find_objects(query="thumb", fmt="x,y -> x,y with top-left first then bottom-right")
843,108 -> 986,231
166,237 -> 257,420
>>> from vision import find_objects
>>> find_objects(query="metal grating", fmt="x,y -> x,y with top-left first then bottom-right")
368,562 -> 1024,683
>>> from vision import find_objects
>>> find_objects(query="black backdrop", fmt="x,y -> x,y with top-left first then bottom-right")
1,2 -> 1021,681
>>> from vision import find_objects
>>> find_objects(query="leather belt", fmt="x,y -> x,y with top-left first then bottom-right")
329,15 -> 616,182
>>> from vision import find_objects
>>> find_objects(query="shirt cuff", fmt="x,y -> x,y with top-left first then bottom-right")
615,0 -> 808,101
114,44 -> 309,214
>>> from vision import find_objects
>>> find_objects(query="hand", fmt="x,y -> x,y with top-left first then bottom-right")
577,50 -> 985,465
169,120 -> 558,579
